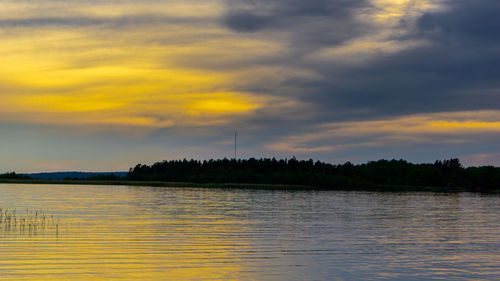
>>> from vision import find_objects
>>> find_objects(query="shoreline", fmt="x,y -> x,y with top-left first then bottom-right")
1,179 -> 497,193
0,179 -> 316,190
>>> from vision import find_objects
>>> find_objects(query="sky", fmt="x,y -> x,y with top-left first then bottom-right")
1,0 -> 500,172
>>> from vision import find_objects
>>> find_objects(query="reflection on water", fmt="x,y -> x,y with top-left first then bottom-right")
0,184 -> 499,280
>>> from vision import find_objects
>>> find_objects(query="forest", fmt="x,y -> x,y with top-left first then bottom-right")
126,158 -> 500,192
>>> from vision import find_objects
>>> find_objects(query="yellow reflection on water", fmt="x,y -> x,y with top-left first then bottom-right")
0,186 -> 258,281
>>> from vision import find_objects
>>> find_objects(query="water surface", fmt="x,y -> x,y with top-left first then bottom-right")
0,184 -> 499,280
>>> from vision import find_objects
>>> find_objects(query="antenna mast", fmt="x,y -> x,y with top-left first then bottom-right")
234,130 -> 237,159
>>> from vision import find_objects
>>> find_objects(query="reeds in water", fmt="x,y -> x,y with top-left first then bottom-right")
0,208 -> 60,236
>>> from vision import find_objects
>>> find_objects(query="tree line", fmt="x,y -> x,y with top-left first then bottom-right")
126,158 -> 500,192
2,158 -> 499,191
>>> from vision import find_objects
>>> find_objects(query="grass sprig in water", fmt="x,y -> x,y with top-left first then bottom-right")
0,208 -> 60,236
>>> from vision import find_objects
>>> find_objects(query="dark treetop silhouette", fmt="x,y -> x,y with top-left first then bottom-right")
2,158 -> 498,192
126,158 -> 500,192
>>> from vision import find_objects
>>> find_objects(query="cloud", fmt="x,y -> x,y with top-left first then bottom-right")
265,110 -> 500,154
223,0 -> 366,31
223,0 -> 371,51
0,14 -> 215,29
417,0 -> 500,43
4,0 -> 499,129
264,0 -> 500,123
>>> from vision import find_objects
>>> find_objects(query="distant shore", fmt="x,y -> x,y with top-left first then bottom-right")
1,178 -> 495,192
2,158 -> 500,192
0,179 -> 316,190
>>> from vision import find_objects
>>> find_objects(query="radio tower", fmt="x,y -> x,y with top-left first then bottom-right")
234,130 -> 237,159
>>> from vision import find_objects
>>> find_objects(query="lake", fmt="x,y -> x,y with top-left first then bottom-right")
0,184 -> 499,280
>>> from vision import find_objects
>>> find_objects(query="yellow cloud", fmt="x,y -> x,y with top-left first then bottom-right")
266,111 -> 500,153
3,91 -> 263,127
320,111 -> 500,138
369,0 -> 443,24
186,94 -> 259,114
0,22 -> 280,129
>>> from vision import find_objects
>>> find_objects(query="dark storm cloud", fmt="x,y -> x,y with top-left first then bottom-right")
417,0 -> 500,43
336,0 -> 500,117
223,0 -> 370,48
224,0 -> 368,31
235,0 -> 500,123
305,48 -> 500,122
